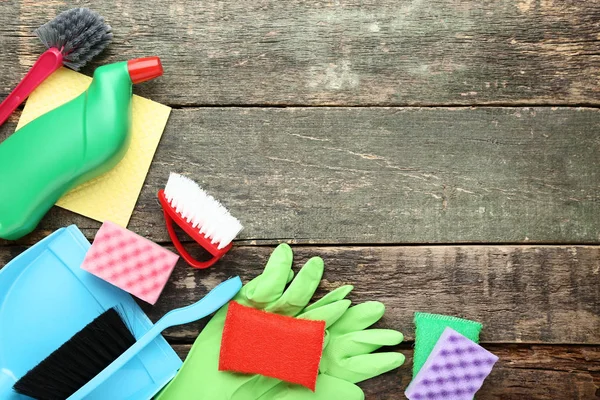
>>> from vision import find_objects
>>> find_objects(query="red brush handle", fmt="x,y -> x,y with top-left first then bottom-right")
0,48 -> 63,127
158,190 -> 232,269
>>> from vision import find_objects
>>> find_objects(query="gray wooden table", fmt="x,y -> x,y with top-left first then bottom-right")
1,1 -> 599,398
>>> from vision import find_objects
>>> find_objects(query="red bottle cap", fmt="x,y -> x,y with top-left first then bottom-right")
127,57 -> 163,84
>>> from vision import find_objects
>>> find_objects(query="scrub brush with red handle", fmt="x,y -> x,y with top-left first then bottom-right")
158,173 -> 244,269
0,7 -> 112,126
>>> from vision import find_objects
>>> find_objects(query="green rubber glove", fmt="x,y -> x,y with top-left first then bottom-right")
258,375 -> 365,400
155,244 -> 352,400
320,301 -> 405,383
257,301 -> 405,400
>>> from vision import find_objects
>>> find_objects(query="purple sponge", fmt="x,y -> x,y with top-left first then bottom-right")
405,327 -> 498,400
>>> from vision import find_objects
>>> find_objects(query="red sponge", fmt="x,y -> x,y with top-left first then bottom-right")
219,301 -> 326,390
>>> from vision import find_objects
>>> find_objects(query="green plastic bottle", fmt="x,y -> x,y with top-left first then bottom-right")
0,57 -> 163,240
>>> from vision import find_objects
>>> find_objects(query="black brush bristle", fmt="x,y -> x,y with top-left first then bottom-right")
34,8 -> 113,71
13,308 -> 135,400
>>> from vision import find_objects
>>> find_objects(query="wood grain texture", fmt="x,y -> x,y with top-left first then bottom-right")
3,245 -> 598,344
170,344 -> 600,399
2,106 -> 598,245
2,2 -> 598,399
150,245 -> 600,344
1,0 -> 599,106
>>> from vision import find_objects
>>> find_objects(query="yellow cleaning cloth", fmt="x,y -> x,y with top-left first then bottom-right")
16,67 -> 171,228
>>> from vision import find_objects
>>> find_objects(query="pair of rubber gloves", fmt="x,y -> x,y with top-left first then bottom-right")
156,244 -> 405,399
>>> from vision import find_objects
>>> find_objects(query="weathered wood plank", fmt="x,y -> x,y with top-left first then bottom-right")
154,245 -> 600,344
171,344 -> 600,399
1,0 -> 599,106
2,245 -> 598,344
2,107 -> 598,245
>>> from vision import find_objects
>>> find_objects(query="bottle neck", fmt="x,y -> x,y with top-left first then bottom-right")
81,61 -> 133,174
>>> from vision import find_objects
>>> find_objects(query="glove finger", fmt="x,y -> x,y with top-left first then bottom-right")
266,256 -> 324,316
336,329 -> 404,357
340,352 -> 406,384
244,243 -> 294,307
242,268 -> 293,304
303,285 -> 353,313
298,299 -> 351,328
330,301 -> 385,335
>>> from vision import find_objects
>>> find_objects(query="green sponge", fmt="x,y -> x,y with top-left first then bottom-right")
413,312 -> 482,376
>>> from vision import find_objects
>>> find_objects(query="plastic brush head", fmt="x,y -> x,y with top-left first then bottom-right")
158,173 -> 243,269
164,173 -> 243,250
34,7 -> 113,71
13,308 -> 135,400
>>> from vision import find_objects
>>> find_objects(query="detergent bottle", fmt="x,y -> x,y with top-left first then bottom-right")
0,57 -> 163,240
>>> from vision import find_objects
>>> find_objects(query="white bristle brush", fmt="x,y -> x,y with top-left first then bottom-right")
158,173 -> 243,269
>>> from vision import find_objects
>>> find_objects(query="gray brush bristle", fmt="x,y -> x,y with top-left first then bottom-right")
34,8 -> 113,71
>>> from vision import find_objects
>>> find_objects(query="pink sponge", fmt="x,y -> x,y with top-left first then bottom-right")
81,221 -> 179,304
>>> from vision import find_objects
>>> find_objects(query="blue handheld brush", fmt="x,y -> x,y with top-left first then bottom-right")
69,276 -> 242,400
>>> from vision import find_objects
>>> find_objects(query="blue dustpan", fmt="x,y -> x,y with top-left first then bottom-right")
0,225 -> 183,400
